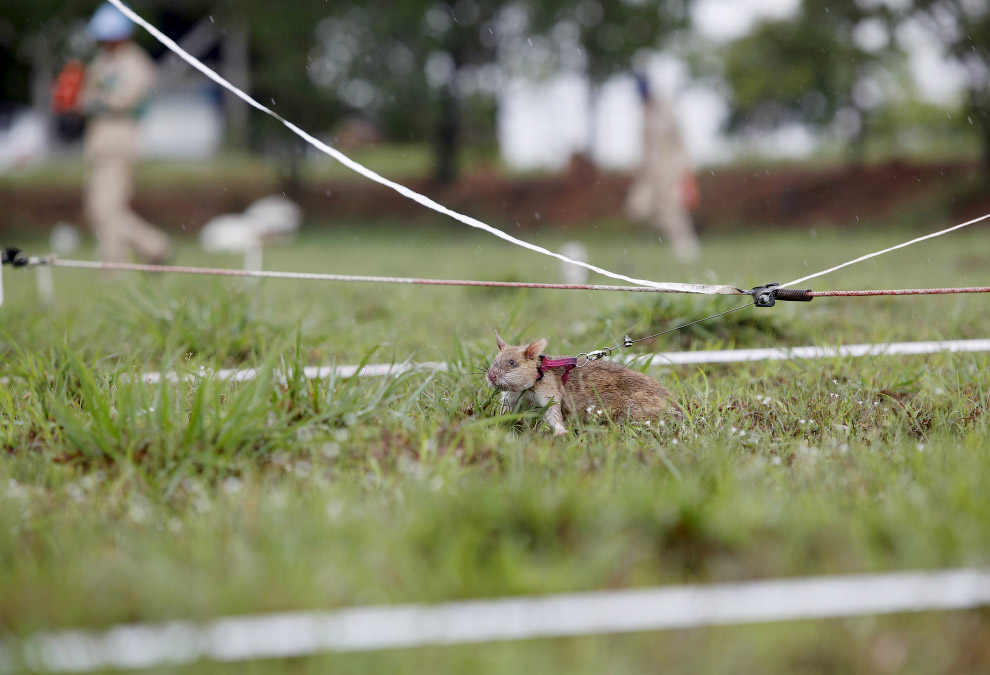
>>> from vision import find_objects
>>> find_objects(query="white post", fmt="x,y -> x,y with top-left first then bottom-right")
36,265 -> 55,307
243,244 -> 262,287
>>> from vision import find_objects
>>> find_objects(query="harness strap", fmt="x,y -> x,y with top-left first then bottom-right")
537,355 -> 578,385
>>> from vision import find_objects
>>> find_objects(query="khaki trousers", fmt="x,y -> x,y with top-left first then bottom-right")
626,172 -> 700,262
84,155 -> 169,264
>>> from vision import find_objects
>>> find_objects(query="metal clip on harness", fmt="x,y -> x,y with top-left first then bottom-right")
749,282 -> 813,308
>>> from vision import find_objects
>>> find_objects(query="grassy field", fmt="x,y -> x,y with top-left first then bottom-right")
2,217 -> 989,673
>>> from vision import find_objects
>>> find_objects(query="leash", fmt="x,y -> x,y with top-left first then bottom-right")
574,302 -> 756,366
539,285 -> 810,377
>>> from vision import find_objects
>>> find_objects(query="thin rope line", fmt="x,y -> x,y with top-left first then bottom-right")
781,212 -> 990,288
104,0 -> 741,297
46,258 -> 694,292
38,258 -> 990,298
625,303 -> 751,345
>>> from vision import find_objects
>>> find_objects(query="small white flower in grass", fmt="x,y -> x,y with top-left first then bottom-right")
193,495 -> 212,514
326,500 -> 344,520
321,442 -> 341,459
771,456 -> 782,466
658,420 -> 665,427
730,426 -> 737,434
838,443 -> 849,453
916,443 -> 925,452
7,480 -> 28,500
65,483 -> 86,503
128,496 -> 151,524
645,420 -> 651,426
586,406 -> 595,414
596,409 -> 603,416
221,476 -> 243,494
80,472 -> 104,490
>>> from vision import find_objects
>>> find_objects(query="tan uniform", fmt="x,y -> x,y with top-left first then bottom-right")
626,96 -> 700,262
83,41 -> 169,263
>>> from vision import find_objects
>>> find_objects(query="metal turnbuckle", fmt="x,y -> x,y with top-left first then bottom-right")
749,282 -> 814,308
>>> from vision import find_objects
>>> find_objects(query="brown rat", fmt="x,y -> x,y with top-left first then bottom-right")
486,330 -> 681,435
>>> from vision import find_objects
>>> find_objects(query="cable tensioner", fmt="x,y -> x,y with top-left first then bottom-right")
749,282 -> 814,308
1,247 -> 29,267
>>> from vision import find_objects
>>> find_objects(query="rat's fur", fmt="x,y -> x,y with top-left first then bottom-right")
486,331 -> 680,435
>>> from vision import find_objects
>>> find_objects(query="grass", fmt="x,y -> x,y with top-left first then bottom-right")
1,216 -> 990,673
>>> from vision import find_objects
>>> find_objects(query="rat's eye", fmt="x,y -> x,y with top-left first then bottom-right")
508,359 -> 516,366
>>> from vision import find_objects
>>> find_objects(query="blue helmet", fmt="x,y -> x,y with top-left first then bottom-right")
89,3 -> 134,41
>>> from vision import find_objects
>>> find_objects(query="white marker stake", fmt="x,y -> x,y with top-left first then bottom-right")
243,244 -> 263,288
36,265 -> 55,307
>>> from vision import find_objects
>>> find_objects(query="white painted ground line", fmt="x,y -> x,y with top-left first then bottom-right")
131,338 -> 990,384
4,568 -> 990,672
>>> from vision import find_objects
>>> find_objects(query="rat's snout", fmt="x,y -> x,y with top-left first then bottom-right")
487,367 -> 497,385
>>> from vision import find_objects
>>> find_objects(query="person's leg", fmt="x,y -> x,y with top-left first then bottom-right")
120,207 -> 170,264
89,156 -> 170,264
658,203 -> 701,262
85,156 -> 130,263
652,177 -> 700,262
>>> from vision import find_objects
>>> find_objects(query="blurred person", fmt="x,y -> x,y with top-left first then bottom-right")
625,74 -> 700,262
80,3 -> 169,264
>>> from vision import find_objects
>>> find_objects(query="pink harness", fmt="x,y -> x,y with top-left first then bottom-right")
537,355 -> 578,385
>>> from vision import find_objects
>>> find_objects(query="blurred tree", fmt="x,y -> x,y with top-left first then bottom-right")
0,0 -> 99,112
311,0 -> 696,182
890,0 -> 990,179
6,0 -> 694,183
721,0 -> 898,163
523,0 -> 694,154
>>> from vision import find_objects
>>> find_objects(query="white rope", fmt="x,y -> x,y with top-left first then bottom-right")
6,568 -> 990,672
105,0 -> 739,296
123,338 -> 990,385
781,212 -> 990,288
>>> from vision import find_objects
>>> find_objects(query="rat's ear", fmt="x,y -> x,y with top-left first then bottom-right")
495,329 -> 507,351
524,338 -> 547,359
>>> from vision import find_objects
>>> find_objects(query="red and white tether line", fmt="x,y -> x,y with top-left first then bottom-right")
809,287 -> 990,297
26,256 -> 990,300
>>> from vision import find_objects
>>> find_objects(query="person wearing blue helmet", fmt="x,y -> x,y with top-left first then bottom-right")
80,2 -> 170,264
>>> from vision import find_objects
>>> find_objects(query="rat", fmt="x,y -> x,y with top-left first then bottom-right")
486,330 -> 681,436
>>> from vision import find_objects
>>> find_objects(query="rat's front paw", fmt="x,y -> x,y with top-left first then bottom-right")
552,426 -> 568,437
